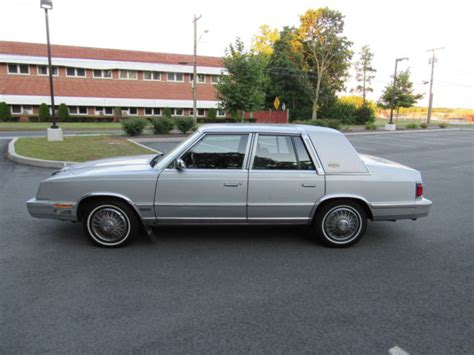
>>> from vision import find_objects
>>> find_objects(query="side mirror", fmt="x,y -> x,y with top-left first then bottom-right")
175,158 -> 186,170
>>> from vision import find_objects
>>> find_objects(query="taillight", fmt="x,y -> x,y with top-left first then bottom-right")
416,183 -> 423,198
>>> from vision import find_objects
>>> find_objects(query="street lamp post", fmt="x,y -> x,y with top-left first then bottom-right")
192,15 -> 208,124
389,57 -> 409,125
41,0 -> 63,141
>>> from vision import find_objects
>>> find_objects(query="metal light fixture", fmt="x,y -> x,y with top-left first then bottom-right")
40,0 -> 53,9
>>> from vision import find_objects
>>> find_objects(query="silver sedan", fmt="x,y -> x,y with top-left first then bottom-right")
27,124 -> 432,247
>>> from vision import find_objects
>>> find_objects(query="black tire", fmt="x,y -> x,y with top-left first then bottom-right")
82,199 -> 139,247
314,200 -> 367,248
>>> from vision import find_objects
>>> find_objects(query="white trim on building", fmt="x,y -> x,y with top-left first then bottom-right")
0,94 -> 219,109
0,54 -> 225,75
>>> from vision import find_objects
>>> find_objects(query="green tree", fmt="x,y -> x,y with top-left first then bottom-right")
39,103 -> 51,122
216,38 -> 267,120
57,103 -> 69,121
297,8 -> 353,120
266,27 -> 313,119
0,102 -> 12,122
251,24 -> 280,56
379,69 -> 423,116
353,45 -> 376,103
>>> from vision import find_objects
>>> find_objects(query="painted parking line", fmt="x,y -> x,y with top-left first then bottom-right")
388,346 -> 410,355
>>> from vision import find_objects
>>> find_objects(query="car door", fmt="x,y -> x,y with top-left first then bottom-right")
247,134 -> 325,223
154,133 -> 251,223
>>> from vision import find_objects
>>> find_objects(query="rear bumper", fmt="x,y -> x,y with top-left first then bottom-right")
26,198 -> 77,222
371,198 -> 432,221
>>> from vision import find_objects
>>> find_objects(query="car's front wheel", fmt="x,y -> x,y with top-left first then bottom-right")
82,199 -> 138,247
314,200 -> 367,247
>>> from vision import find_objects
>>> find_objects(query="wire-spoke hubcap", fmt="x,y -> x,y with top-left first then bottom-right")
89,207 -> 129,244
322,206 -> 362,243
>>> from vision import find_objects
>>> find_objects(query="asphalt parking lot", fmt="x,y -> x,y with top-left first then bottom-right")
1,130 -> 473,353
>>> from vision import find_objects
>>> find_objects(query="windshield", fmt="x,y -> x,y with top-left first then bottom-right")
150,130 -> 201,168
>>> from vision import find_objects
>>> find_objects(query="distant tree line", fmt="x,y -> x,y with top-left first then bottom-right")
216,7 -> 423,124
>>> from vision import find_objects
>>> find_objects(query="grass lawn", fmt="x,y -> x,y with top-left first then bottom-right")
15,136 -> 155,162
0,122 -> 122,131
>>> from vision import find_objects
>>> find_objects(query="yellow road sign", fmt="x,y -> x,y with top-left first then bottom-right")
273,97 -> 280,111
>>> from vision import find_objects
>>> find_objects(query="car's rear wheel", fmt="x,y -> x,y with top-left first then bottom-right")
82,200 -> 138,247
314,200 -> 367,247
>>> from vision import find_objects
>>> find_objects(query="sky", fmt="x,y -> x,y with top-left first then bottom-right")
1,0 -> 473,109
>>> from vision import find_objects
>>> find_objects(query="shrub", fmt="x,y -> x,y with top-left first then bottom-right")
57,103 -> 69,121
39,103 -> 51,122
320,101 -> 357,124
325,119 -> 342,130
175,116 -> 194,133
355,104 -> 375,124
439,122 -> 447,128
294,119 -> 341,130
405,123 -> 418,129
365,122 -> 377,130
121,117 -> 148,136
0,102 -> 12,122
162,107 -> 172,118
151,116 -> 174,134
420,122 -> 428,129
207,108 -> 217,120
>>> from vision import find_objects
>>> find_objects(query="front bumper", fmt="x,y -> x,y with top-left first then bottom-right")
26,198 -> 77,222
371,197 -> 432,221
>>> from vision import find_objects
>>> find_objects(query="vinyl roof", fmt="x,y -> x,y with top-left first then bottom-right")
199,123 -> 337,134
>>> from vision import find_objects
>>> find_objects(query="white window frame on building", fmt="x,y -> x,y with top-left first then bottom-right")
192,108 -> 205,117
144,108 -> 161,116
37,65 -> 58,76
211,75 -> 220,84
189,74 -> 206,83
120,107 -> 138,115
93,69 -> 113,79
95,107 -> 114,115
167,72 -> 184,82
119,70 -> 137,80
68,106 -> 88,115
144,71 -> 161,81
8,64 -> 30,75
66,67 -> 86,77
172,108 -> 184,116
197,74 -> 206,83
10,105 -> 33,115
217,109 -> 226,117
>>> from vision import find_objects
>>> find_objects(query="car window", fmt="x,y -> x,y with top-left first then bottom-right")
253,135 -> 298,170
292,136 -> 315,170
181,134 -> 249,169
253,135 -> 315,170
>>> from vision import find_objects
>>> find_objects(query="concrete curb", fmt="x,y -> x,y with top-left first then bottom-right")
8,137 -> 158,169
8,138 -> 77,169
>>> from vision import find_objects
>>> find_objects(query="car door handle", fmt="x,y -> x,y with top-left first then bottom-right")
302,183 -> 316,188
224,183 -> 239,187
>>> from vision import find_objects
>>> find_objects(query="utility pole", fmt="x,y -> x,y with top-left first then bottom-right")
426,47 -> 444,124
192,14 -> 201,125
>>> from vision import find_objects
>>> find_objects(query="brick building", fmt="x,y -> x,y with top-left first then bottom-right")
0,41 -> 225,119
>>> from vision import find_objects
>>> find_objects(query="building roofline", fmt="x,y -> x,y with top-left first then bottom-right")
0,41 -> 223,67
